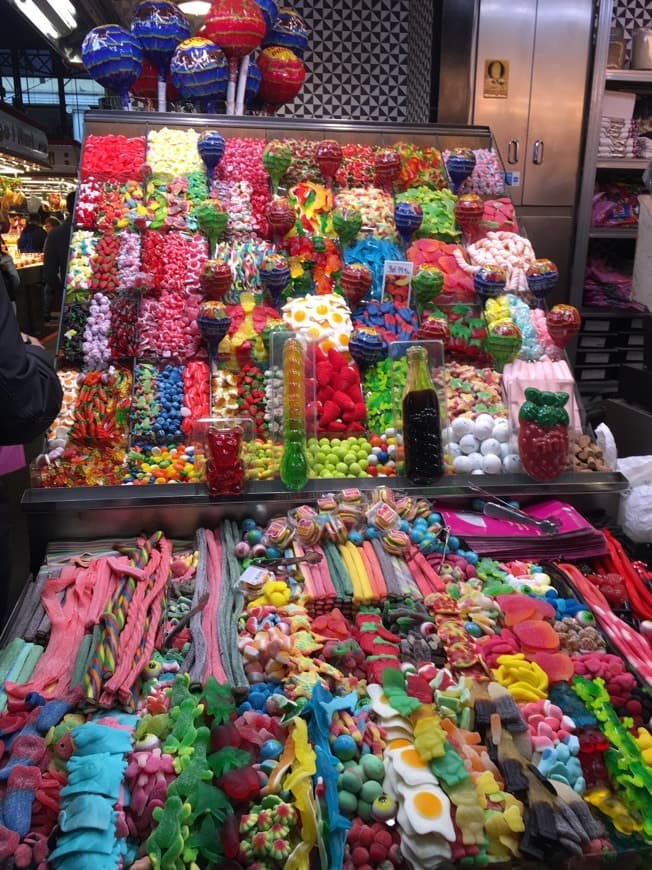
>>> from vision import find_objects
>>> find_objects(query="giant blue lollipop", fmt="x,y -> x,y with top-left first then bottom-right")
197,131 -> 225,185
82,25 -> 144,110
245,59 -> 262,106
170,37 -> 229,111
262,7 -> 309,57
131,0 -> 190,112
256,0 -> 279,34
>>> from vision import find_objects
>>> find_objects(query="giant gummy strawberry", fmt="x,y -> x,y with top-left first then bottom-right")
517,387 -> 569,481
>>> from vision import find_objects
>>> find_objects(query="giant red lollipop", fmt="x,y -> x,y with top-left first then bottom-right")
203,0 -> 265,115
258,46 -> 305,115
131,58 -> 179,102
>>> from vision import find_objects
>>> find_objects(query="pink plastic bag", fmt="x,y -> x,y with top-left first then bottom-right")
0,445 -> 26,476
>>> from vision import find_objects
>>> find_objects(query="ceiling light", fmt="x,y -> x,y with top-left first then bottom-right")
178,1 -> 211,13
15,0 -> 62,39
43,0 -> 76,32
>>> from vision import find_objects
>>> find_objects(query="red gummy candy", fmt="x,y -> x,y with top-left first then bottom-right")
532,651 -> 574,683
513,619 -> 560,652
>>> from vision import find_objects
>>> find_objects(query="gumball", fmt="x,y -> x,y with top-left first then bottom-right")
453,455 -> 473,474
340,263 -> 373,311
446,147 -> 476,194
459,434 -> 479,455
262,7 -> 309,57
472,415 -> 494,441
451,416 -> 474,439
546,304 -> 580,349
258,46 -> 305,114
481,453 -> 502,474
82,25 -> 144,110
170,37 -> 229,106
131,0 -> 190,111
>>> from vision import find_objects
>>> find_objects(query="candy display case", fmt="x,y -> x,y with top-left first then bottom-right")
23,111 -> 626,569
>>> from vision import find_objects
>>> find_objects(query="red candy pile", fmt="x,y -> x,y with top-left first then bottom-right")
80,135 -> 146,183
89,233 -> 121,294
139,289 -> 202,363
344,818 -> 401,870
181,361 -> 210,439
308,347 -> 366,436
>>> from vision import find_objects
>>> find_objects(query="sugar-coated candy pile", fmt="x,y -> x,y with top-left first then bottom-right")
443,147 -> 505,196
394,141 -> 447,191
82,292 -> 111,370
138,289 -> 202,363
397,186 -> 458,240
335,143 -> 377,188
64,231 -> 97,301
146,127 -> 202,176
282,137 -> 321,185
335,188 -> 397,240
80,134 -> 146,182
216,137 -> 270,237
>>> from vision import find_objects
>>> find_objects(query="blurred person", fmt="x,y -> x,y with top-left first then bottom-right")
43,189 -> 75,322
0,235 -> 19,312
0,285 -> 62,624
43,216 -> 60,233
17,213 -> 47,253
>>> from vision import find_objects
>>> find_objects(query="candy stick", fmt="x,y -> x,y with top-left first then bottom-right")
235,54 -> 250,115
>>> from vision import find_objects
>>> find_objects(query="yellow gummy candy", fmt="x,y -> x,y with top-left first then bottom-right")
476,770 -> 501,795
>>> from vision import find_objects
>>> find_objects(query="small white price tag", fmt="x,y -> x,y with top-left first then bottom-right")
383,260 -> 414,279
383,259 -> 414,307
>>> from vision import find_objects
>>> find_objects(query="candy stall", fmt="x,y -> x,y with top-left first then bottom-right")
7,107 -> 652,870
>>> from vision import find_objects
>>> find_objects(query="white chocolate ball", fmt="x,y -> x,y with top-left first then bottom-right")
492,419 -> 510,442
480,437 -> 502,457
473,415 -> 494,441
459,434 -> 480,455
503,454 -> 521,473
452,416 -> 474,439
467,451 -> 484,470
453,455 -> 473,474
481,453 -> 503,474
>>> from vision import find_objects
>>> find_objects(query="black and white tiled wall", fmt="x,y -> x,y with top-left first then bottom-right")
613,0 -> 652,62
276,0 -> 432,123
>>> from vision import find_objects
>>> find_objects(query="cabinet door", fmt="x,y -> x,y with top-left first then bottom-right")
524,0 -> 593,206
472,0 -> 537,207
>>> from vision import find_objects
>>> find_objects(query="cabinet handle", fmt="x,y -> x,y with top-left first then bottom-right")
507,139 -> 519,164
533,139 -> 544,165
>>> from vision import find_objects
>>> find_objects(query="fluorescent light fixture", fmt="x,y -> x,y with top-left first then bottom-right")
178,1 -> 211,13
15,0 -> 62,39
43,0 -> 76,32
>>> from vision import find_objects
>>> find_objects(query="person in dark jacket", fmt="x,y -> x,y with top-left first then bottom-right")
17,214 -> 47,254
0,236 -> 20,310
0,288 -> 62,624
43,190 -> 74,321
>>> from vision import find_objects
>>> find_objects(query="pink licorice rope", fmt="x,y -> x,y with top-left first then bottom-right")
559,563 -> 652,687
203,528 -> 227,684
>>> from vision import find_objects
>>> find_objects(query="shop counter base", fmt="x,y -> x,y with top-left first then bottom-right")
22,472 -> 627,575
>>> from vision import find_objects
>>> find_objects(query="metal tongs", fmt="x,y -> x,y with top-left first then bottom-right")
468,484 -> 560,535
249,550 -> 324,571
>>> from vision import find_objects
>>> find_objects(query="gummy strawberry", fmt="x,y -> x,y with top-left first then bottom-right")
518,387 -> 569,481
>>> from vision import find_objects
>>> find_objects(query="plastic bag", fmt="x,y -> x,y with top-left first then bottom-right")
617,455 -> 652,542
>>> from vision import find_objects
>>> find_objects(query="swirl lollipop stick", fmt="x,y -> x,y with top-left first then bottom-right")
203,0 -> 266,115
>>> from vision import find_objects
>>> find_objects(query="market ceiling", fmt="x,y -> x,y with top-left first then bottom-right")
5,0 -> 140,64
